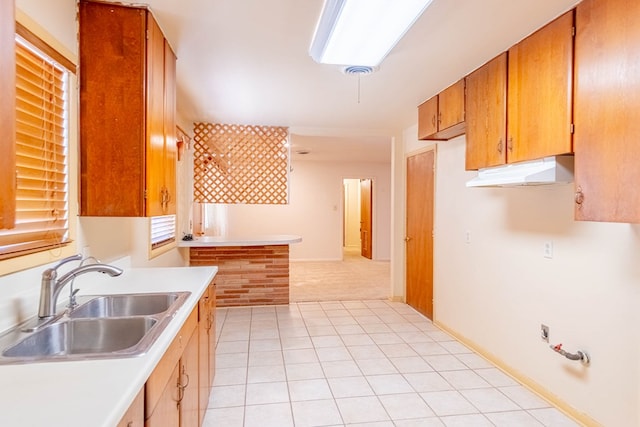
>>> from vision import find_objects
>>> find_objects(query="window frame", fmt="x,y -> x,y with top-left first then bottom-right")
1,17 -> 78,274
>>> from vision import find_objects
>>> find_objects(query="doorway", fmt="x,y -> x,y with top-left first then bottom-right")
405,149 -> 435,319
342,178 -> 373,259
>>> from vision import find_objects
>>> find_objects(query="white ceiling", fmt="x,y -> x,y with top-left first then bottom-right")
111,0 -> 581,161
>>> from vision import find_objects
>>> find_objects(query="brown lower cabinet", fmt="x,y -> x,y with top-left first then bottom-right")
141,282 -> 216,427
117,387 -> 145,427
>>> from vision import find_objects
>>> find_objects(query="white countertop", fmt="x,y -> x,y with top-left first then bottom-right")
179,234 -> 302,247
0,266 -> 217,427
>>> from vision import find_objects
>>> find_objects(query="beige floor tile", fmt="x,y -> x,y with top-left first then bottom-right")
285,362 -> 325,381
291,399 -> 343,427
245,382 -> 289,405
328,376 -> 374,398
378,393 -> 435,420
288,378 -> 333,401
336,396 -> 391,424
244,403 -> 293,427
460,388 -> 520,412
419,391 -> 478,416
498,385 -> 550,409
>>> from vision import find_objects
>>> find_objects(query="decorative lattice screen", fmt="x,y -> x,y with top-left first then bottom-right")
193,123 -> 290,204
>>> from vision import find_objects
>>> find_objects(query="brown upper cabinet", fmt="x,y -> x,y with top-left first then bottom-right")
418,79 -> 465,140
79,0 -> 176,217
507,10 -> 575,164
573,0 -> 640,223
465,11 -> 574,170
0,0 -> 15,229
465,53 -> 507,170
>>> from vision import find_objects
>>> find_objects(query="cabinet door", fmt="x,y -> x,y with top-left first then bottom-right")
79,1 -> 146,216
117,387 -> 144,427
209,283 -> 217,388
145,362 -> 180,427
438,79 -> 465,131
163,41 -> 177,215
507,10 -> 574,163
0,0 -> 15,229
198,288 -> 210,426
417,96 -> 438,140
465,53 -> 507,170
146,11 -> 166,217
179,329 -> 199,427
574,0 -> 640,222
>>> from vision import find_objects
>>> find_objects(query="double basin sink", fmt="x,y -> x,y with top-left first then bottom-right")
0,292 -> 190,364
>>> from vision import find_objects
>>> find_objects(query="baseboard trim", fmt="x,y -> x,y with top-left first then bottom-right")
434,320 -> 600,427
389,296 -> 404,303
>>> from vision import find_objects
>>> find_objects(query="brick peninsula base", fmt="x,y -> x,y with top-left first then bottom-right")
189,245 -> 290,307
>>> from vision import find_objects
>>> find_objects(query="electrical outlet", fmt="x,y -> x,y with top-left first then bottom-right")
543,241 -> 553,259
465,230 -> 471,244
541,324 -> 549,342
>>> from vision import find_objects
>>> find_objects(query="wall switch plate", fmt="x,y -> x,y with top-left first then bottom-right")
543,241 -> 553,259
541,324 -> 549,342
465,230 -> 471,244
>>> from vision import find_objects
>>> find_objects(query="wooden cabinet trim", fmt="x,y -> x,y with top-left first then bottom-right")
418,80 -> 466,141
117,387 -> 144,427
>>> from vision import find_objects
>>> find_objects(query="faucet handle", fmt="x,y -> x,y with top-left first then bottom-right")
43,254 -> 83,279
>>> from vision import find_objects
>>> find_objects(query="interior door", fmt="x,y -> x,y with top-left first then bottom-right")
359,179 -> 372,259
406,150 -> 434,319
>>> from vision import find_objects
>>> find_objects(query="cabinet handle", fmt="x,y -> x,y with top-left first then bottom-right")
575,187 -> 584,206
431,115 -> 436,127
507,137 -> 513,152
497,139 -> 503,154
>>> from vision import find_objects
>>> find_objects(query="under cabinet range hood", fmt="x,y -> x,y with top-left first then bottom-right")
466,155 -> 574,187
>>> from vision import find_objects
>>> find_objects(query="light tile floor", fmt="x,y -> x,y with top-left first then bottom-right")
204,300 -> 580,427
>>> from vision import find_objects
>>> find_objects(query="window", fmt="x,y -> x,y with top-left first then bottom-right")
150,215 -> 176,250
0,31 -> 72,260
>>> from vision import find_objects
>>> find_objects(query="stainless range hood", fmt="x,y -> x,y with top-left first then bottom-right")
466,155 -> 574,187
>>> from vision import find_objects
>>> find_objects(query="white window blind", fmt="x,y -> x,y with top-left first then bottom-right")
0,36 -> 70,260
151,215 -> 176,249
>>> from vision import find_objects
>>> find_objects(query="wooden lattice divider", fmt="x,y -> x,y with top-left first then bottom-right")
193,123 -> 289,204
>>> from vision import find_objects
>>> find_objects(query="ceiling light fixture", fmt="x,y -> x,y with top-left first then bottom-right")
309,0 -> 433,67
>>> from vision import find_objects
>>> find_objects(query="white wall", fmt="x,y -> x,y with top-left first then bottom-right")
343,179 -> 361,248
397,128 -> 640,427
225,159 -> 391,261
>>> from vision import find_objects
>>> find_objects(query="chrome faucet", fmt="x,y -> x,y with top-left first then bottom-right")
37,254 -> 123,319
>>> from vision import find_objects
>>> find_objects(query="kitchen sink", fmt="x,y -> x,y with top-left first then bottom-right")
70,292 -> 186,318
3,317 -> 157,358
0,291 -> 191,364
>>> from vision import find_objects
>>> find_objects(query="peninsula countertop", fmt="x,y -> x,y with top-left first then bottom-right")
178,234 -> 302,247
0,265 -> 217,427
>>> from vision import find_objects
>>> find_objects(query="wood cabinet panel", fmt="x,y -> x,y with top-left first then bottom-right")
79,1 -> 146,216
179,328 -> 199,427
197,287 -> 210,426
118,387 -> 144,427
145,362 -> 180,427
507,10 -> 574,163
0,0 -> 15,229
79,0 -> 176,217
163,42 -> 177,216
417,96 -> 438,139
145,308 -> 197,417
209,283 -> 217,388
418,80 -> 465,141
465,53 -> 508,170
146,14 -> 166,218
574,0 -> 640,222
438,80 -> 465,131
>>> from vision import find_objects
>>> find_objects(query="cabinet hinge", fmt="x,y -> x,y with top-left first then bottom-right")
572,26 -> 576,37
144,189 -> 148,199
570,123 -> 575,134
146,29 -> 149,40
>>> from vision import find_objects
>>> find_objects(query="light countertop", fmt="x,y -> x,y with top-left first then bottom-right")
0,265 -> 217,427
179,234 -> 302,247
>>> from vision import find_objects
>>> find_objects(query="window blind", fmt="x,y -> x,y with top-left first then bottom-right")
151,215 -> 176,249
0,36 -> 70,260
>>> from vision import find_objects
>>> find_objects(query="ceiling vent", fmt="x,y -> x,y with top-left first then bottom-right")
342,65 -> 374,75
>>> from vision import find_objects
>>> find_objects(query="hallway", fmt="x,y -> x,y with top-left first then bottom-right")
290,248 -> 390,302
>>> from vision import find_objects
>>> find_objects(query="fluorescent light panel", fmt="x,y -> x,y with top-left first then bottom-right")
310,0 -> 433,67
